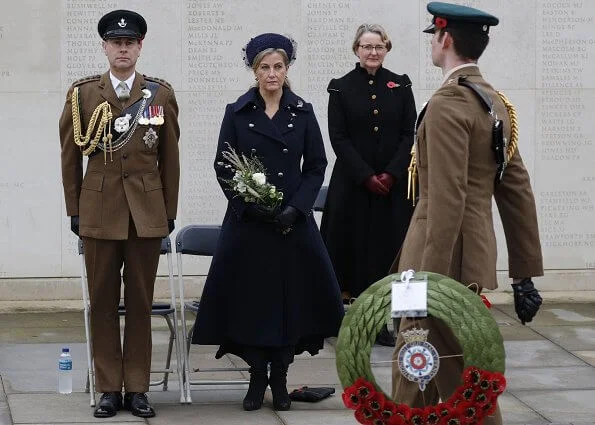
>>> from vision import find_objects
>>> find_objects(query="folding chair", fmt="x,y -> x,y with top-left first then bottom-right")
313,185 -> 328,212
79,236 -> 184,406
176,224 -> 249,404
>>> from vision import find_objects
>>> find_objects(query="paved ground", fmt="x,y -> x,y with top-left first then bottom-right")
1,301 -> 594,425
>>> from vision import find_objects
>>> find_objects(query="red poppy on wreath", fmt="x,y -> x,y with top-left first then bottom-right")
387,81 -> 400,89
435,17 -> 448,29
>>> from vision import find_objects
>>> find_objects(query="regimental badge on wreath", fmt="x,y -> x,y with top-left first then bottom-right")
397,328 -> 440,391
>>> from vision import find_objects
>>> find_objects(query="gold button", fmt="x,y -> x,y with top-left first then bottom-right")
373,126 -> 379,132
371,94 -> 376,100
369,80 -> 374,85
373,109 -> 379,115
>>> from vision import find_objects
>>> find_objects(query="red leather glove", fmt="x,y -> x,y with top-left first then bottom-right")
364,175 -> 389,196
377,173 -> 396,191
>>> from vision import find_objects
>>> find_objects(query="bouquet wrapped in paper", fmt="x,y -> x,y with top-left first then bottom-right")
218,143 -> 284,212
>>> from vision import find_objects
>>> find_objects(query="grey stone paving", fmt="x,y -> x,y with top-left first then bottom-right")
0,302 -> 594,424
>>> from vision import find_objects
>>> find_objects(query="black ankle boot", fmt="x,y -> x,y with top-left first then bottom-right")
269,367 -> 291,411
243,368 -> 268,411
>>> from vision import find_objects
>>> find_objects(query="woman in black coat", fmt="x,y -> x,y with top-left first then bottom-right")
191,33 -> 344,412
320,24 -> 416,343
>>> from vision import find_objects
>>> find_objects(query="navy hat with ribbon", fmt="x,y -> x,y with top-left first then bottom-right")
98,10 -> 147,40
423,2 -> 499,34
242,33 -> 297,67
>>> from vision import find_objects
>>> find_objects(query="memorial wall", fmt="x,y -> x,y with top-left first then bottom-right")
0,0 -> 593,293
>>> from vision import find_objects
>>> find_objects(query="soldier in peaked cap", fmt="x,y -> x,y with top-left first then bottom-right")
59,9 -> 179,419
389,3 -> 543,424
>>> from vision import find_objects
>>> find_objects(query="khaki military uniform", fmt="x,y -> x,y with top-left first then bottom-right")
390,66 -> 543,425
59,71 -> 180,392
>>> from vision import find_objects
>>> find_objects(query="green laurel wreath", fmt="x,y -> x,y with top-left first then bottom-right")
336,271 -> 505,395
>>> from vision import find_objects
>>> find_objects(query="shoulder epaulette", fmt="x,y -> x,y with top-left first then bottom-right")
72,75 -> 101,87
144,75 -> 172,90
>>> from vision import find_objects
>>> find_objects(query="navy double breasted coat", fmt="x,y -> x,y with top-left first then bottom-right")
192,87 -> 344,356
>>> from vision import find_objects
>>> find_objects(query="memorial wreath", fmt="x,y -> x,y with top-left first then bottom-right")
336,272 -> 506,425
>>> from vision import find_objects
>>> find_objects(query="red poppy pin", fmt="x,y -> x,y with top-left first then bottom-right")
387,81 -> 399,89
435,17 -> 448,29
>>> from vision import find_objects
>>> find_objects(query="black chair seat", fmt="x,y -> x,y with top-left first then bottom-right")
117,303 -> 175,316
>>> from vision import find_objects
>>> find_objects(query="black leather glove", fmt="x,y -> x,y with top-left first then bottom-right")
168,219 -> 175,234
70,216 -> 80,236
275,205 -> 300,234
511,278 -> 542,325
244,204 -> 276,223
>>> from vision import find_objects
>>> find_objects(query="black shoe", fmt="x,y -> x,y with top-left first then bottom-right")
93,392 -> 122,418
269,370 -> 291,411
375,325 -> 396,347
123,392 -> 155,418
243,368 -> 268,411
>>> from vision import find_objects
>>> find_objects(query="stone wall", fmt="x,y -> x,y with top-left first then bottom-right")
0,0 -> 593,294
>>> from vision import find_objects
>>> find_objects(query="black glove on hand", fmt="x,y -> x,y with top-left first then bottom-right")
511,278 -> 543,325
244,204 -> 276,223
275,205 -> 300,234
70,216 -> 80,236
168,219 -> 175,234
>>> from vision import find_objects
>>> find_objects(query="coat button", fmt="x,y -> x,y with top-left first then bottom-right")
122,153 -> 128,159
277,172 -> 284,177
249,123 -> 255,127
373,126 -> 379,132
369,80 -> 374,85
287,123 -> 293,128
282,148 -> 288,154
371,94 -> 376,100
373,109 -> 379,115
123,172 -> 129,178
251,148 -> 256,153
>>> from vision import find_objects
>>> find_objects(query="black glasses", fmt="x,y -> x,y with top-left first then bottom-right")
359,44 -> 387,53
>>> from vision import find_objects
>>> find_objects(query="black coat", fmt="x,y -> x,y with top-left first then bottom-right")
192,87 -> 344,357
320,64 -> 417,297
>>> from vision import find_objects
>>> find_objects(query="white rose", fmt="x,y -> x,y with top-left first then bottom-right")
252,173 -> 266,186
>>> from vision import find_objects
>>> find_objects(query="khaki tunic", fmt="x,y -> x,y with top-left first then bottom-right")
59,71 -> 180,239
390,66 -> 543,288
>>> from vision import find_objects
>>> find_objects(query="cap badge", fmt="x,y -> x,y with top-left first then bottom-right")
118,18 -> 127,28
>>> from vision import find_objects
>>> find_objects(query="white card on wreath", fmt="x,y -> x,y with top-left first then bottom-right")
391,272 -> 428,318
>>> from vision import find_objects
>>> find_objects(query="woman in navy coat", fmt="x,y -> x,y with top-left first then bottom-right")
192,33 -> 344,412
320,24 -> 416,345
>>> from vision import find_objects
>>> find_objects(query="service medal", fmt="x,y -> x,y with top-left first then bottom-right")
143,128 -> 158,148
397,328 -> 440,391
114,114 -> 132,133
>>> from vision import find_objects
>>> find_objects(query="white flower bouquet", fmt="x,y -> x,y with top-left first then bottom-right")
218,143 -> 284,212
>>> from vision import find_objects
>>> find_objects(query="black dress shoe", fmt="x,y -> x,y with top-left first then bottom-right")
375,325 -> 396,347
124,392 -> 155,418
93,392 -> 122,418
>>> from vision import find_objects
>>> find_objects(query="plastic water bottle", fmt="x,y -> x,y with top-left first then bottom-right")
58,347 -> 73,394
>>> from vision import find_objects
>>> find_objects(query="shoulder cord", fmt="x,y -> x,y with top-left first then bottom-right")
71,87 -> 113,159
407,92 -> 519,206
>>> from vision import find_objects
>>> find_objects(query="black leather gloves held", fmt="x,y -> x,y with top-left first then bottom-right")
70,216 -> 80,236
275,205 -> 300,234
168,219 -> 175,234
511,278 -> 543,325
244,204 -> 276,223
